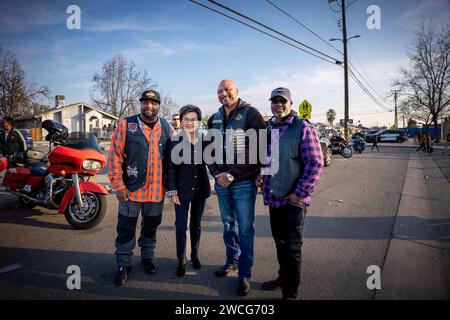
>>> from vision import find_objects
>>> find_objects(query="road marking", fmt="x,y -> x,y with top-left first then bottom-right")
0,263 -> 22,275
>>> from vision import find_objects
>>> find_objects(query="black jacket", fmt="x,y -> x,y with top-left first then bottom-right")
206,99 -> 266,182
166,133 -> 211,203
0,128 -> 27,156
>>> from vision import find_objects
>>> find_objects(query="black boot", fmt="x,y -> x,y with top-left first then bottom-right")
238,277 -> 250,296
115,266 -> 132,286
191,256 -> 202,270
262,276 -> 284,291
177,261 -> 187,277
142,259 -> 157,275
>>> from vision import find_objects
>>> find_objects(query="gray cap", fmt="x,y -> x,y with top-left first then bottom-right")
269,87 -> 292,101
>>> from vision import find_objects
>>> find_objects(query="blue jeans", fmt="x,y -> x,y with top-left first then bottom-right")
214,179 -> 257,279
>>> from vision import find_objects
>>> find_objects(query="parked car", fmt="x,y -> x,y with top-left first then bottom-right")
319,131 -> 333,167
19,129 -> 33,149
365,129 -> 407,143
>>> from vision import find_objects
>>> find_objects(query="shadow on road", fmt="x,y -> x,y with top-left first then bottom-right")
0,208 -> 72,230
1,205 -> 449,241
0,247 -> 270,300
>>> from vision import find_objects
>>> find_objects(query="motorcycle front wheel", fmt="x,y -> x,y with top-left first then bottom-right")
65,191 -> 107,229
341,146 -> 353,158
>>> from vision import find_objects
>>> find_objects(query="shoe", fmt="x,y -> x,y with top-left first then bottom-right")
115,265 -> 132,286
282,288 -> 298,300
191,256 -> 202,270
262,276 -> 284,291
177,263 -> 186,277
214,264 -> 237,277
142,259 -> 157,275
238,277 -> 250,296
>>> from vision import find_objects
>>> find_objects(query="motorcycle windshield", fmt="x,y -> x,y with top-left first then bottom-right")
63,132 -> 103,153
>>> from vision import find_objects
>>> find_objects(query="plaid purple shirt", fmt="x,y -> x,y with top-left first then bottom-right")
262,114 -> 323,207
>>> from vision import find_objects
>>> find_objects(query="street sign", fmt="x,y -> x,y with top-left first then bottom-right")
340,119 -> 353,126
299,99 -> 312,119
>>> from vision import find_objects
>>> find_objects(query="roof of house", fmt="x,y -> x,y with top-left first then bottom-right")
38,102 -> 119,120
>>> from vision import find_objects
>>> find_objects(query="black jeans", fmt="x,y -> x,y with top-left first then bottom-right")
174,197 -> 207,263
269,202 -> 307,299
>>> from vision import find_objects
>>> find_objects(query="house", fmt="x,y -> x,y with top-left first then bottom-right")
14,97 -> 118,141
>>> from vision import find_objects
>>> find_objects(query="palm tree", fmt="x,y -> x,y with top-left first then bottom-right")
326,109 -> 336,128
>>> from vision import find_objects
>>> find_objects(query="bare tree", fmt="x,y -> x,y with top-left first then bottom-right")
326,108 -> 336,128
0,47 -> 49,118
394,22 -> 450,141
398,97 -> 432,129
92,54 -> 156,119
159,90 -> 179,120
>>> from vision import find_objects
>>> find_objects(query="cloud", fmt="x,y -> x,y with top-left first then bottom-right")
119,39 -> 230,59
398,0 -> 450,31
0,3 -> 62,32
85,16 -> 196,33
186,60 -> 408,127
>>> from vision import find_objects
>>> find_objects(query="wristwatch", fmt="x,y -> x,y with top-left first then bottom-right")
226,173 -> 235,182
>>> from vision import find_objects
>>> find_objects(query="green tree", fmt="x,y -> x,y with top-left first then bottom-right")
326,108 -> 337,128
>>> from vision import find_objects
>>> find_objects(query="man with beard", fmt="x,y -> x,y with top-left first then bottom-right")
207,80 -> 266,296
258,87 -> 323,300
108,89 -> 173,286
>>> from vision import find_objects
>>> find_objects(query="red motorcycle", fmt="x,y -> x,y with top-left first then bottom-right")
0,120 -> 108,229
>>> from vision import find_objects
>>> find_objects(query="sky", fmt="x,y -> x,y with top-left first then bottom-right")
0,0 -> 449,127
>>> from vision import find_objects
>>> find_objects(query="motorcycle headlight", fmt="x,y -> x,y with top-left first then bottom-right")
82,160 -> 102,171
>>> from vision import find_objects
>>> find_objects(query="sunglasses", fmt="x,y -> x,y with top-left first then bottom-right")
271,98 -> 288,104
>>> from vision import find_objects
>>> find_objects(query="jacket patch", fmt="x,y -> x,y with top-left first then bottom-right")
127,122 -> 139,133
126,165 -> 138,178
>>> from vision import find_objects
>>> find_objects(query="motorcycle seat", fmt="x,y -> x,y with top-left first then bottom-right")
30,162 -> 49,176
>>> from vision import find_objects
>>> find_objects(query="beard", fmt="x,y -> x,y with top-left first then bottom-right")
141,108 -> 157,120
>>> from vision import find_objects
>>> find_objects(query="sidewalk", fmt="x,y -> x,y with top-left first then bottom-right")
375,153 -> 450,299
377,139 -> 446,149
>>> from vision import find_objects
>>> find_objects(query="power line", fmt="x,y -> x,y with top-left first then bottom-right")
348,68 -> 392,111
190,0 -> 392,115
265,0 -> 342,55
205,0 -> 342,64
265,0 -> 392,115
188,0 -> 339,65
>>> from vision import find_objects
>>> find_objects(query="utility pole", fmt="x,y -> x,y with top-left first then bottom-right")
329,0 -> 359,139
341,0 -> 349,140
393,90 -> 399,129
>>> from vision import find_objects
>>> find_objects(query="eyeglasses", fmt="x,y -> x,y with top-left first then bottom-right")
182,118 -> 198,123
271,98 -> 288,104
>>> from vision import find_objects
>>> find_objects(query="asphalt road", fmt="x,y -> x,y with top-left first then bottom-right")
0,147 -> 449,299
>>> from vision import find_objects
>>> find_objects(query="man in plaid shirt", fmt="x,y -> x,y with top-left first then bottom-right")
108,89 -> 173,286
257,87 -> 323,300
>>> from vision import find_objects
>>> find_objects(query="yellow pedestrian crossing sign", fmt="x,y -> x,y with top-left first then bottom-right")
299,99 -> 312,119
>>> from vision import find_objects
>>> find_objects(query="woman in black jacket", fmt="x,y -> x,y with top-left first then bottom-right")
166,105 -> 211,276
